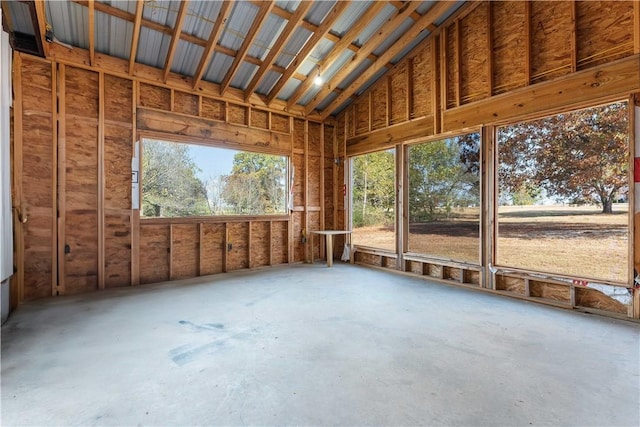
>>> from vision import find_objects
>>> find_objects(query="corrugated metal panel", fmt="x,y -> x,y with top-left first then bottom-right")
170,40 -> 203,76
306,1 -> 336,26
390,30 -> 430,65
372,17 -> 413,57
102,0 -> 138,15
143,0 -> 179,28
298,37 -> 334,76
6,1 -> 34,35
181,0 -> 219,39
248,14 -> 286,61
338,58 -> 372,90
256,70 -> 281,95
316,91 -> 338,112
331,1 -> 372,37
354,66 -> 388,97
353,3 -> 396,46
136,27 -> 171,69
275,0 -> 302,13
276,77 -> 302,101
298,82 -> 322,106
204,52 -> 234,84
330,96 -> 353,117
220,2 -> 258,51
274,27 -> 312,68
46,0 -> 88,49
416,0 -> 439,15
322,49 -> 352,82
95,10 -> 133,60
230,62 -> 259,90
435,0 -> 466,25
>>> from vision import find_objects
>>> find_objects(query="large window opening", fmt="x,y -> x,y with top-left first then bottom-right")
141,138 -> 288,218
496,101 -> 629,282
351,149 -> 396,251
407,133 -> 481,263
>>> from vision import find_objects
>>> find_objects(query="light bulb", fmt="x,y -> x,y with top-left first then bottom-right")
313,74 -> 324,86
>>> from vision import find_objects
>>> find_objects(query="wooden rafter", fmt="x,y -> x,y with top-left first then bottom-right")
128,0 -> 143,75
320,1 -> 452,119
304,1 -> 423,115
162,0 -> 189,83
286,1 -> 387,110
220,1 -> 275,95
265,0 -> 351,105
33,0 -> 49,57
243,1 -> 313,101
192,0 -> 233,89
88,0 -> 95,66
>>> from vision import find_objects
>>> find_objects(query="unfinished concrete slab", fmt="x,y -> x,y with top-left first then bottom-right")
2,264 -> 639,426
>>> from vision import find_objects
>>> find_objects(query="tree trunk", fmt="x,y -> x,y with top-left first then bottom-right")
602,198 -> 612,214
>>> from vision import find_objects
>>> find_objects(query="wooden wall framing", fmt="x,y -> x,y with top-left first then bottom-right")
337,0 -> 640,320
11,52 -> 334,304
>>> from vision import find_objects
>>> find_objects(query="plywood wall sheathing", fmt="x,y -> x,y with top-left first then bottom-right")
271,221 -> 289,265
250,222 -> 270,268
530,2 -> 573,83
529,280 -> 571,304
228,104 -> 248,126
459,3 -> 489,105
495,275 -> 526,295
576,1 -> 634,70
355,97 -> 369,135
371,84 -> 387,131
227,222 -> 249,271
173,91 -> 199,116
270,113 -> 290,134
250,109 -> 269,130
575,286 -> 627,315
445,23 -> 458,109
105,213 -> 131,287
171,224 -> 199,280
139,83 -> 171,110
323,125 -> 335,232
140,224 -> 170,284
411,43 -> 432,118
491,1 -> 528,95
199,223 -> 224,276
201,97 -> 225,121
390,62 -> 408,125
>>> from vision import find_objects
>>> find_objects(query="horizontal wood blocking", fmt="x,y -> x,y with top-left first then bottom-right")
346,116 -> 434,156
137,107 -> 292,155
442,55 -> 640,131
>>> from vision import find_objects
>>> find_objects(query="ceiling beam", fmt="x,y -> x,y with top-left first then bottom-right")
286,1 -> 387,110
243,1 -> 313,101
265,0 -> 351,105
192,0 -> 233,89
320,1 -> 451,119
304,1 -> 423,116
88,0 -> 95,65
220,1 -> 275,96
162,1 -> 189,83
128,0 -> 143,75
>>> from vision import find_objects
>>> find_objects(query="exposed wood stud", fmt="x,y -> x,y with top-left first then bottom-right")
407,57 -> 414,120
524,0 -> 531,85
33,0 -> 49,57
570,0 -> 577,73
169,224 -> 174,280
128,0 -> 144,75
635,0 -> 640,55
486,2 -> 493,96
98,71 -> 105,290
12,53 -> 24,304
162,0 -> 189,83
432,35 -> 440,133
50,62 -> 58,297
455,20 -> 461,107
269,221 -> 273,266
223,223 -> 229,273
248,221 -> 253,269
57,63 -> 67,296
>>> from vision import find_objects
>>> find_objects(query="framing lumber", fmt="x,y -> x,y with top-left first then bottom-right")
57,63 -> 67,296
88,0 -> 95,66
285,2 -> 387,110
319,1 -> 450,119
33,0 -> 49,57
97,72 -> 105,289
128,0 -> 143,75
220,1 -> 274,95
162,1 -> 189,83
192,1 -> 232,89
265,1 -> 351,105
243,1 -> 313,101
307,1 -> 423,116
635,0 -> 640,55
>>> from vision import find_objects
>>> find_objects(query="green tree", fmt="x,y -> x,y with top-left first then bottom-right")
223,152 -> 287,214
498,102 -> 628,213
408,135 -> 480,222
351,150 -> 395,227
142,140 -> 210,217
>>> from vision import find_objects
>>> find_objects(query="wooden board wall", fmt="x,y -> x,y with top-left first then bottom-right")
12,52 -> 334,302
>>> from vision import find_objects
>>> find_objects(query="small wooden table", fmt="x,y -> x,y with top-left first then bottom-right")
311,230 -> 352,267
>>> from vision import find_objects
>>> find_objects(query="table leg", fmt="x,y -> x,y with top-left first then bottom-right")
326,235 -> 333,267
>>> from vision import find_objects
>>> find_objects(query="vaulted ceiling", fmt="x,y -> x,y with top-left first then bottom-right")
2,0 -> 464,118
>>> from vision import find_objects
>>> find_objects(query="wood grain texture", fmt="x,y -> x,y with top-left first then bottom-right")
65,67 -> 99,118
491,1 -> 528,94
173,91 -> 199,116
250,109 -> 269,130
530,1 -> 573,82
105,212 -> 131,288
228,103 -> 247,126
390,62 -> 408,125
104,74 -> 133,122
575,286 -> 628,314
139,83 -> 171,110
459,2 -> 489,104
104,124 -> 132,210
201,97 -> 225,121
495,275 -> 526,294
411,43 -> 432,118
171,224 -> 199,280
271,221 -> 289,265
250,222 -> 270,268
529,280 -> 570,303
271,113 -> 290,134
140,224 -> 170,284
200,223 -> 225,275
227,222 -> 249,271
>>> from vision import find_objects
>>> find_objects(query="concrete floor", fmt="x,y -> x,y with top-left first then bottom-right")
2,264 -> 639,426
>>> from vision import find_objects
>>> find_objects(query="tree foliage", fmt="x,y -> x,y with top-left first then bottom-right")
352,150 -> 395,227
142,140 -> 210,217
498,102 -> 628,213
408,134 -> 481,222
222,152 -> 287,215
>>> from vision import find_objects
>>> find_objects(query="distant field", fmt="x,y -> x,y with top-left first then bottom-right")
352,204 -> 629,283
